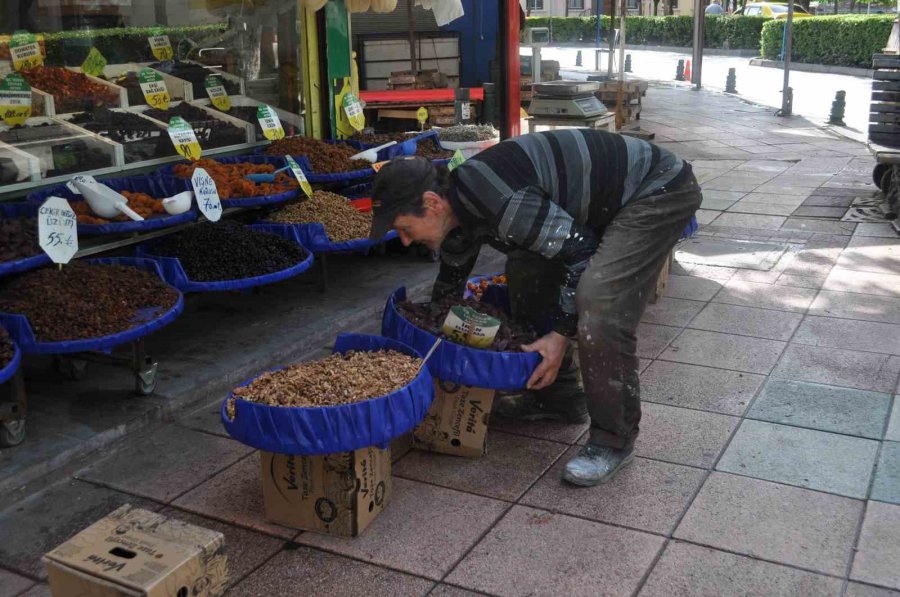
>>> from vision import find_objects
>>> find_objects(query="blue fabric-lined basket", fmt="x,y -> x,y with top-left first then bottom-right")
221,333 -> 435,455
0,257 -> 184,355
0,203 -> 50,276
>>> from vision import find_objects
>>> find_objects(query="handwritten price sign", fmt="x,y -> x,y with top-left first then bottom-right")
167,116 -> 202,161
191,168 -> 222,222
0,73 -> 32,127
38,197 -> 78,264
148,35 -> 174,61
139,68 -> 170,110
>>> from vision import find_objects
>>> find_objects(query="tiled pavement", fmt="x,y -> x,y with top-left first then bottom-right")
2,88 -> 900,596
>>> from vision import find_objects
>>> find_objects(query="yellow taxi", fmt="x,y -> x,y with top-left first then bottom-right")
733,3 -> 815,18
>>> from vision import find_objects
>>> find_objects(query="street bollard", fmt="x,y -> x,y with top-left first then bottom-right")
725,68 -> 737,93
625,54 -> 632,72
675,59 -> 685,81
828,90 -> 847,126
576,50 -> 582,67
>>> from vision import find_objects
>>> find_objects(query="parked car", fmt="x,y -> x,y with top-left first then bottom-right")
733,2 -> 815,17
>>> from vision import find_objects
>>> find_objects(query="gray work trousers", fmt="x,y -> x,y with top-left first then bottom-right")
506,178 -> 702,449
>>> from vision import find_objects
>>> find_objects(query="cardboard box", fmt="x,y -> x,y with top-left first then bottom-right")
43,505 -> 227,597
413,379 -> 496,458
260,446 -> 391,538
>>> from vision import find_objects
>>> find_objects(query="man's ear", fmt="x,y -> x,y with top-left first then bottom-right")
423,190 -> 443,211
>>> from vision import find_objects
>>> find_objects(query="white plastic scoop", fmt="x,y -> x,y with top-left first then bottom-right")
350,141 -> 397,163
73,180 -> 144,222
161,191 -> 193,215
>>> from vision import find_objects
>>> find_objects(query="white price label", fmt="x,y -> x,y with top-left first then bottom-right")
285,155 -> 312,198
65,174 -> 97,194
191,168 -> 222,222
38,196 -> 78,264
460,101 -> 471,120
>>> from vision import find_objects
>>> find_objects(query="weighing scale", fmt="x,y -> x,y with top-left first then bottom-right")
528,81 -> 607,119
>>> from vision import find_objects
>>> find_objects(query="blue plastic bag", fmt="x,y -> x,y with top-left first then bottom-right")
0,203 -> 51,277
0,257 -> 184,355
221,333 -> 435,455
27,176 -> 197,235
136,223 -> 314,293
381,287 -> 540,391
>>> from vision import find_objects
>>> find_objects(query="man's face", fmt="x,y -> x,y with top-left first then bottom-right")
391,192 -> 451,251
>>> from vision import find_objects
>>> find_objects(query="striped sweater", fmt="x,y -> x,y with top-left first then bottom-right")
436,129 -> 687,337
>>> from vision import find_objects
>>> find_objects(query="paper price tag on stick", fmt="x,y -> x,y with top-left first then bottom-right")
148,35 -> 174,61
0,73 -> 32,127
416,106 -> 428,131
38,197 -> 78,264
448,149 -> 466,172
342,92 -> 365,131
191,168 -> 222,222
257,105 -> 284,141
204,74 -> 231,111
167,116 -> 201,161
10,30 -> 43,71
285,155 -> 312,198
139,68 -> 170,110
81,47 -> 107,77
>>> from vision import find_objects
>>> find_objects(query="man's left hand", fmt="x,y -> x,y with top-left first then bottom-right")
521,331 -> 569,390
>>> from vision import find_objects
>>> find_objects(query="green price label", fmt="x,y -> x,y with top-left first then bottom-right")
342,92 -> 365,131
0,72 -> 32,126
448,149 -> 466,171
139,67 -> 170,110
80,47 -> 107,77
9,30 -> 43,71
204,75 -> 231,111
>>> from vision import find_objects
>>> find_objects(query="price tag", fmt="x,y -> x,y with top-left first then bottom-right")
148,35 -> 174,61
80,47 -> 107,77
342,92 -> 365,131
460,101 -> 471,121
204,74 -> 231,111
167,116 -> 202,161
190,168 -> 222,222
0,73 -> 32,127
9,30 -> 43,71
257,105 -> 284,141
371,160 -> 389,173
416,107 -> 428,123
285,155 -> 313,198
448,149 -> 466,172
38,196 -> 78,264
65,174 -> 97,194
139,68 -> 170,110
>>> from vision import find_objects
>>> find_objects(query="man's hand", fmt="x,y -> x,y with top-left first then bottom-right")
521,331 -> 569,390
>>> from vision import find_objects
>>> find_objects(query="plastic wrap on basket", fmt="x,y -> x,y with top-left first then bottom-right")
221,333 -> 435,455
27,176 -> 197,235
381,287 -> 540,391
0,257 -> 184,355
135,223 -> 314,293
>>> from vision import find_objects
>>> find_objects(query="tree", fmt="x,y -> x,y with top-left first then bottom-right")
653,0 -> 661,13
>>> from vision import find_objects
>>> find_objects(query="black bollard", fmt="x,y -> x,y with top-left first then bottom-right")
725,67 -> 737,93
576,50 -> 582,67
675,59 -> 685,81
624,54 -> 632,73
828,90 -> 847,126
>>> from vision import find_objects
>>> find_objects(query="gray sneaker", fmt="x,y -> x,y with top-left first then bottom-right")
562,444 -> 634,487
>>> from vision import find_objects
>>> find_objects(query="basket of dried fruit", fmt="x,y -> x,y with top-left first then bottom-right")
260,136 -> 376,183
0,258 -> 184,354
261,189 -> 397,253
382,287 -> 541,391
28,176 -> 197,235
222,333 -> 435,455
0,326 -> 21,385
0,203 -> 51,277
351,129 -> 453,162
136,220 -> 313,293
158,156 -> 300,208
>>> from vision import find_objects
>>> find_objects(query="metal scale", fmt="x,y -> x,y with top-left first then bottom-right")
528,80 -> 608,119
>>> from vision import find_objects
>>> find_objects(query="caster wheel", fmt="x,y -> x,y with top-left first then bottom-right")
135,362 -> 158,396
55,357 -> 87,381
0,418 -> 26,447
874,164 -> 891,192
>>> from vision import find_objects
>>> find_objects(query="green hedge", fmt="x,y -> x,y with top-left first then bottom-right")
761,15 -> 895,67
524,15 -> 768,49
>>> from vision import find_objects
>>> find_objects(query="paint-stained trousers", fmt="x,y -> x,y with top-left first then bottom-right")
506,177 -> 702,449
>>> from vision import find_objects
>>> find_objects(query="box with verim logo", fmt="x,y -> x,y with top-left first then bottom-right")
413,379 -> 495,458
260,446 -> 391,538
43,504 -> 227,597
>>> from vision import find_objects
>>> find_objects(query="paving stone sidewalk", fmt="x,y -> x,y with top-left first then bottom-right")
1,87 -> 899,596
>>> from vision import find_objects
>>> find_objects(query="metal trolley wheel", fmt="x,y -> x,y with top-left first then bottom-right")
0,418 -> 25,447
0,370 -> 27,448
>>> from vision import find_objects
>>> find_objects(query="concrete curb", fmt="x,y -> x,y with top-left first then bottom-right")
749,58 -> 873,78
549,42 -> 758,57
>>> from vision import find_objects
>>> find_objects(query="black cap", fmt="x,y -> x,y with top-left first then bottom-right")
369,156 -> 437,240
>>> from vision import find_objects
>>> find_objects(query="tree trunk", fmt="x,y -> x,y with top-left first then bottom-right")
653,0 -> 660,14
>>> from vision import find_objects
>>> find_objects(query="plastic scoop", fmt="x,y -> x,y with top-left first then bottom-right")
244,165 -> 289,183
73,180 -> 144,222
161,190 -> 193,215
350,141 -> 397,163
